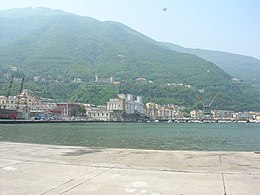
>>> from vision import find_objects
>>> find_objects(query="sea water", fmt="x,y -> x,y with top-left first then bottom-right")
0,122 -> 259,151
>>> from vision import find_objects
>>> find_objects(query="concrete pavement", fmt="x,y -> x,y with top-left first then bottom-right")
0,142 -> 259,195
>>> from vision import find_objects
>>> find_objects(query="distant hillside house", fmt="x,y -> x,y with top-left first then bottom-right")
231,78 -> 241,83
13,77 -> 23,82
11,66 -> 17,71
72,77 -> 82,83
34,76 -> 40,82
95,76 -> 113,83
136,77 -> 147,84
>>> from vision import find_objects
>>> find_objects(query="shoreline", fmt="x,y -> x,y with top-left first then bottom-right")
0,141 -> 259,194
1,141 -> 260,153
0,119 -> 257,124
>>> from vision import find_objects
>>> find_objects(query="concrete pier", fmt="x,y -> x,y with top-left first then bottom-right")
0,142 -> 259,194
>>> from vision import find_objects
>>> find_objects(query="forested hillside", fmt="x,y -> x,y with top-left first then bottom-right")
0,8 -> 259,111
160,42 -> 260,84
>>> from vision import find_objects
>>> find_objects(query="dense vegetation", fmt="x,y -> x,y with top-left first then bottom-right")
160,42 -> 260,84
0,8 -> 259,111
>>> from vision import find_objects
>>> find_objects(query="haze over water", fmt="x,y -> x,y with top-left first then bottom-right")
0,123 -> 259,151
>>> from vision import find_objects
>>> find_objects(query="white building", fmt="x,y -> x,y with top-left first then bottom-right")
86,107 -> 112,121
72,77 -> 82,83
107,97 -> 125,111
190,110 -> 204,119
107,94 -> 143,115
125,94 -> 135,114
135,96 -> 144,113
0,89 -> 41,112
159,107 -> 173,119
145,102 -> 160,117
95,76 -> 113,83
11,67 -> 17,71
0,96 -> 17,109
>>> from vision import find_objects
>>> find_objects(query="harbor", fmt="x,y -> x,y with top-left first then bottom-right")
0,142 -> 259,194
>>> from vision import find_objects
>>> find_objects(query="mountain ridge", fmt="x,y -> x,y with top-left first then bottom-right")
159,42 -> 260,84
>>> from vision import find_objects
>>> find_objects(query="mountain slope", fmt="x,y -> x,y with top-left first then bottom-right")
160,42 -> 260,84
0,8 -> 259,111
0,8 -> 231,86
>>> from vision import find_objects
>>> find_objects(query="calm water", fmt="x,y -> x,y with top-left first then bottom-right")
0,123 -> 259,151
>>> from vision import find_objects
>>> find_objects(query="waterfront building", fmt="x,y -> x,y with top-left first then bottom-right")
17,89 -> 38,110
232,112 -> 251,120
106,94 -> 144,121
107,97 -> 125,111
145,102 -> 159,118
17,106 -> 30,120
0,96 -> 17,109
107,94 -> 137,114
56,103 -> 82,118
125,94 -> 135,114
158,107 -> 173,119
211,110 -> 234,119
135,96 -> 144,114
85,106 -> 112,121
190,110 -> 204,119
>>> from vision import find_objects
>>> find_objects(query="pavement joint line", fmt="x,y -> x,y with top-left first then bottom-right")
58,165 -> 118,195
40,168 -> 99,195
2,157 -> 259,176
219,155 -> 227,195
1,158 -> 92,168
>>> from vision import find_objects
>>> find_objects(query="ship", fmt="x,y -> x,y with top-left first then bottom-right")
0,108 -> 17,119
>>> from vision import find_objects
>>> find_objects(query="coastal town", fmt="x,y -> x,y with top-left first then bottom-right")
0,88 -> 259,123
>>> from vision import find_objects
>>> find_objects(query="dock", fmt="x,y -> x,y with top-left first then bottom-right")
0,142 -> 259,194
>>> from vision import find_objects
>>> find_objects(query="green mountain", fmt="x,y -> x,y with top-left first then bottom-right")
0,8 -> 259,111
160,42 -> 260,84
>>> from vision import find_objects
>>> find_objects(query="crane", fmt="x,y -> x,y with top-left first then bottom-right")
195,91 -> 220,118
202,93 -> 220,118
208,93 -> 219,108
6,75 -> 14,97
16,77 -> 24,110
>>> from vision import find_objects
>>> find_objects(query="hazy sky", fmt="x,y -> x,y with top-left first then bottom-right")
0,0 -> 259,59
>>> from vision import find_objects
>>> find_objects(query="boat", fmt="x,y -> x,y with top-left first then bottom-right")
0,109 -> 17,119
